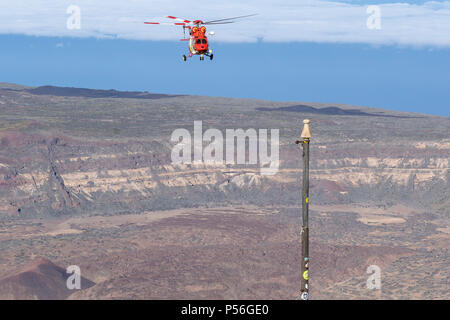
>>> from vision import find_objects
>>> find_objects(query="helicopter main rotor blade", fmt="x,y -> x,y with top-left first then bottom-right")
204,21 -> 236,25
167,16 -> 192,24
204,21 -> 235,25
144,22 -> 187,26
203,14 -> 258,24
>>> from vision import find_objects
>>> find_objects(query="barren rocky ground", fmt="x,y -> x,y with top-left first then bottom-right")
0,82 -> 448,299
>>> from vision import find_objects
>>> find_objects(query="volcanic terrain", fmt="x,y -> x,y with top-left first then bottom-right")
0,82 -> 448,299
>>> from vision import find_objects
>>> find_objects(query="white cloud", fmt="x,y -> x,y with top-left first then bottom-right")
0,0 -> 449,46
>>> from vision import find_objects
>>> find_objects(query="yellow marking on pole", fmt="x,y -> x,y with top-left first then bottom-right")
306,197 -> 309,204
303,270 -> 309,281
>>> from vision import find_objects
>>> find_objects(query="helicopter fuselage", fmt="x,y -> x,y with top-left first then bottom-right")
188,26 -> 210,55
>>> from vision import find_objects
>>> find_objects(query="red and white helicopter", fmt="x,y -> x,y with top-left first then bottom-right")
144,14 -> 257,61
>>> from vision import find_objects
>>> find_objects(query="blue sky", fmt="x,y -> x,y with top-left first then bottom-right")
1,35 -> 449,116
0,1 -> 449,116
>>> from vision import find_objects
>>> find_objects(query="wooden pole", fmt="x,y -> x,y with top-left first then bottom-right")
296,119 -> 311,300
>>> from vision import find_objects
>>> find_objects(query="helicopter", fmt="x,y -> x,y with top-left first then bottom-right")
144,14 -> 257,61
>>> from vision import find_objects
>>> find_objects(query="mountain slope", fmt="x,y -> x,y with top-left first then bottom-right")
0,257 -> 95,300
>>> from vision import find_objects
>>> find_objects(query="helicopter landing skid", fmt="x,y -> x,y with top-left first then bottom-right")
182,52 -> 213,61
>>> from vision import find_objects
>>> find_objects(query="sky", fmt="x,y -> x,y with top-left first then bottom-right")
0,0 -> 449,116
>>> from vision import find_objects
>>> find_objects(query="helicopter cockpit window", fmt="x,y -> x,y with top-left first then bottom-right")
196,39 -> 201,44
202,39 -> 207,44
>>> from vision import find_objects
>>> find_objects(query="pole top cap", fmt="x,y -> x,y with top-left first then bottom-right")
301,119 -> 311,139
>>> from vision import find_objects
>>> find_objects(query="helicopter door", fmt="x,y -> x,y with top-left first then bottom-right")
189,37 -> 197,54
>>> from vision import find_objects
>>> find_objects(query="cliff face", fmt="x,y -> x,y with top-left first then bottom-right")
0,85 -> 449,219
